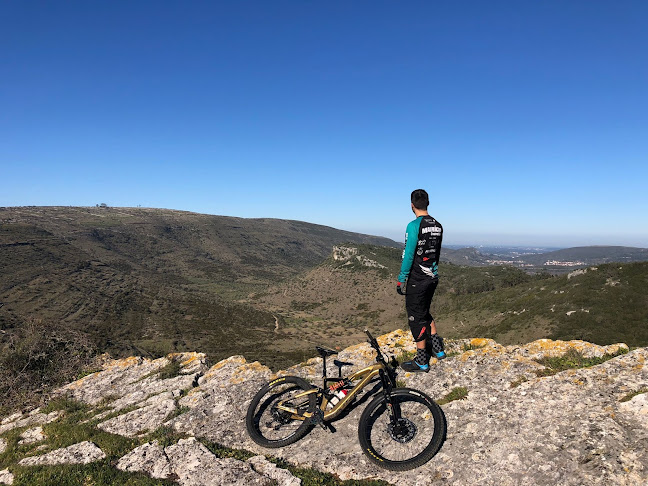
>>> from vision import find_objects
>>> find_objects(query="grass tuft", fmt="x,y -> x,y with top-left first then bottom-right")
11,461 -> 178,485
534,347 -> 629,377
157,360 -> 183,380
619,388 -> 648,403
198,438 -> 256,462
510,376 -> 529,388
462,342 -> 486,352
142,426 -> 185,448
437,387 -> 468,405
396,350 -> 415,363
41,396 -> 88,415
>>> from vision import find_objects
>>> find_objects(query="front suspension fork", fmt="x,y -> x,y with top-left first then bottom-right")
379,369 -> 400,423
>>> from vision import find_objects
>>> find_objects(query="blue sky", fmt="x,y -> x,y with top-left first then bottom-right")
1,1 -> 646,247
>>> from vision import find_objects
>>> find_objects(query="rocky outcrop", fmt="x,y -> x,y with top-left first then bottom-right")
0,410 -> 63,436
98,391 -> 177,437
332,246 -> 386,269
0,469 -> 13,485
116,438 -> 301,486
0,332 -> 646,485
117,441 -> 173,479
17,426 -> 45,445
18,441 -> 105,466
57,352 -> 207,407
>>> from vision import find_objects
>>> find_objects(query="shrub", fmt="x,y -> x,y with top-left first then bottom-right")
0,319 -> 97,415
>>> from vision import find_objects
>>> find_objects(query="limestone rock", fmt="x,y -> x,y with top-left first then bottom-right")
1,412 -> 22,425
619,392 -> 648,423
0,438 -> 7,455
98,392 -> 177,437
164,437 -> 269,486
248,455 -> 302,486
56,352 -> 208,408
117,441 -> 172,479
18,441 -> 105,466
116,439 -> 298,485
168,332 -> 648,485
2,332 -> 646,485
0,469 -> 14,485
18,426 -> 45,445
0,410 -> 62,435
196,355 -> 273,389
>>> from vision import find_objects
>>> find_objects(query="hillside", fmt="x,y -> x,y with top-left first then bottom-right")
0,206 -> 397,286
0,331 -> 646,485
253,245 -> 648,352
0,207 -> 398,363
438,262 -> 648,346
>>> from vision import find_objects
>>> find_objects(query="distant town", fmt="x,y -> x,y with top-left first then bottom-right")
543,260 -> 587,267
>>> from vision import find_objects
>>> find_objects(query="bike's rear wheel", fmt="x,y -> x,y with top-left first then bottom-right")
358,388 -> 445,470
246,376 -> 317,448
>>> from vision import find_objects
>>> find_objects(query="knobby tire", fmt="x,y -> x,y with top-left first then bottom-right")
246,376 -> 316,448
358,387 -> 445,470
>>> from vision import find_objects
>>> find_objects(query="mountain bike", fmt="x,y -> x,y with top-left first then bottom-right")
246,330 -> 446,471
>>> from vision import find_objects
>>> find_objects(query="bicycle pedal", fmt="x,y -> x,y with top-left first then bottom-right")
308,409 -> 324,426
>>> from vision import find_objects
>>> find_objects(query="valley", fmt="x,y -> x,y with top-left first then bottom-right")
1,206 -> 647,414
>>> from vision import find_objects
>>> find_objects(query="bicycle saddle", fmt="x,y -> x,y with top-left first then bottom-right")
333,359 -> 354,368
315,346 -> 338,357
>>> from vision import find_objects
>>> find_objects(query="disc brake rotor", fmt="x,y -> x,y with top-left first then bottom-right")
387,417 -> 417,443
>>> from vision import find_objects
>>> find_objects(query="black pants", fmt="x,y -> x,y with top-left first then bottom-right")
405,276 -> 438,342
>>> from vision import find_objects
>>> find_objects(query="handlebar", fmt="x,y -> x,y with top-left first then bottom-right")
364,329 -> 382,354
364,328 -> 376,342
365,329 -> 398,381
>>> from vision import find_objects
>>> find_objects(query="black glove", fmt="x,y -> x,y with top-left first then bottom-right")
396,282 -> 405,295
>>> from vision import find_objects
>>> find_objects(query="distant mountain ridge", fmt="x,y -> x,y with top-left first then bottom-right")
442,245 -> 648,269
520,245 -> 648,265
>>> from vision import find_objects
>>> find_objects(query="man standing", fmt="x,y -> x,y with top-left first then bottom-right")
397,189 -> 445,372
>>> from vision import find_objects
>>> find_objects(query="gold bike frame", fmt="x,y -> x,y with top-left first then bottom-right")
276,361 -> 386,422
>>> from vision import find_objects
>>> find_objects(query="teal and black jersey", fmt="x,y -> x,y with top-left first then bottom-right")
397,215 -> 443,283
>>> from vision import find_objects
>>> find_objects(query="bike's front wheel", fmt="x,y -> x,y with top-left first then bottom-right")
246,376 -> 317,448
358,388 -> 446,470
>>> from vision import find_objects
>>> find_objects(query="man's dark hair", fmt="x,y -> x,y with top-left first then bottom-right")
411,189 -> 429,210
